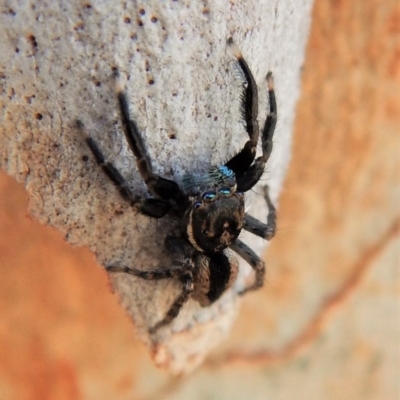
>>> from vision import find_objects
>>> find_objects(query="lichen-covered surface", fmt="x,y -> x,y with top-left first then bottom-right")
0,0 -> 313,374
1,0 -> 399,399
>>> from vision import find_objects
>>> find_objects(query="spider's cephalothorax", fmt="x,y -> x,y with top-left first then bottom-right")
78,38 -> 277,333
184,185 -> 245,253
183,165 -> 245,253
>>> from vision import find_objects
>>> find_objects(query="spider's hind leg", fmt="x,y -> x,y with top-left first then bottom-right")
149,270 -> 194,333
107,235 -> 196,333
107,263 -> 194,334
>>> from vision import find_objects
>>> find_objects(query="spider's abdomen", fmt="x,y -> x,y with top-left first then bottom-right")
192,250 -> 239,306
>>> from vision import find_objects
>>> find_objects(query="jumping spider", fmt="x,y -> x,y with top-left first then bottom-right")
78,38 -> 277,333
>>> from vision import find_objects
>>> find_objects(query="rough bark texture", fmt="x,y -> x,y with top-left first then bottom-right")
0,0 -> 313,374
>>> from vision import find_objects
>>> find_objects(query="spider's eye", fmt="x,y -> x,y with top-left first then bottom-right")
202,191 -> 216,201
219,187 -> 231,196
194,201 -> 202,208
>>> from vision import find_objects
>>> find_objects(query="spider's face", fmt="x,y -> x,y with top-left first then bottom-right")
185,188 -> 245,253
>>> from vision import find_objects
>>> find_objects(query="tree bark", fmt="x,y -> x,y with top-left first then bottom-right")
0,0 -> 314,373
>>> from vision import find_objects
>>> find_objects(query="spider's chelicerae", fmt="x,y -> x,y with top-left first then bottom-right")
78,38 -> 277,333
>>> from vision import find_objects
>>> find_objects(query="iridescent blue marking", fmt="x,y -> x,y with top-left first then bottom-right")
202,191 -> 217,201
194,201 -> 202,208
219,187 -> 231,195
218,165 -> 234,177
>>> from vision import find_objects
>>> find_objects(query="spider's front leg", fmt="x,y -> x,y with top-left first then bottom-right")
230,239 -> 265,295
235,72 -> 278,192
107,235 -> 196,333
231,186 -> 276,294
243,185 -> 277,240
225,38 -> 260,177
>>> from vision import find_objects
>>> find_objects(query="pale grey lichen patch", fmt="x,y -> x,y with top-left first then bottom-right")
0,0 -> 314,373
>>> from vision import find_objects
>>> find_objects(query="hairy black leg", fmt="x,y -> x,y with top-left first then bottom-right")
107,263 -> 194,333
106,264 -> 186,280
78,121 -> 171,218
236,73 -> 277,192
230,238 -> 265,294
149,271 -> 194,333
225,38 -> 260,176
243,185 -> 276,240
113,70 -> 184,206
261,73 -> 278,161
106,235 -> 196,278
107,235 -> 196,333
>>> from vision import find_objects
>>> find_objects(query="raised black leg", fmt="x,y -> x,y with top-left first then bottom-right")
77,121 -> 171,218
114,70 -> 185,206
225,38 -> 260,176
235,72 -> 277,192
230,238 -> 265,294
243,185 -> 276,240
